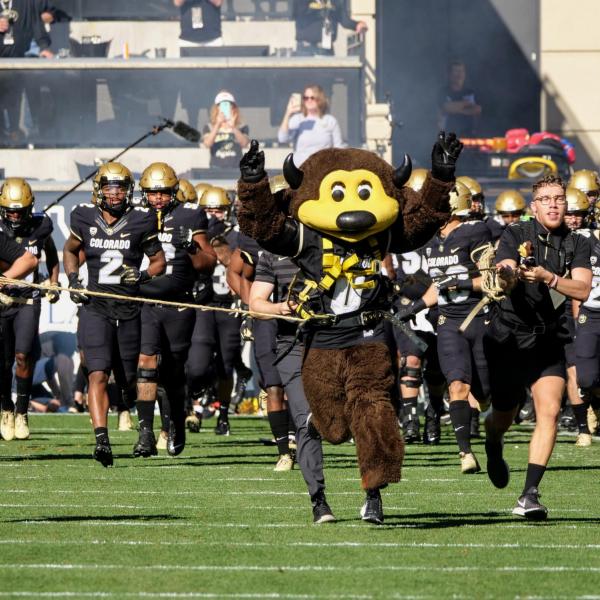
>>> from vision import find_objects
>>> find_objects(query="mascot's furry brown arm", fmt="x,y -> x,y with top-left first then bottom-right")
237,133 -> 462,524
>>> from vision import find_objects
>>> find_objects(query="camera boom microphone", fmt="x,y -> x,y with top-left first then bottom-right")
172,121 -> 201,143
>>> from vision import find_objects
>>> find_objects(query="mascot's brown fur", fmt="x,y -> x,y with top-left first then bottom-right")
238,142 -> 454,492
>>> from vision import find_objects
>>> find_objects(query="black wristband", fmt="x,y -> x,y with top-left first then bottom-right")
412,298 -> 427,313
67,272 -> 80,286
138,270 -> 152,285
456,278 -> 474,291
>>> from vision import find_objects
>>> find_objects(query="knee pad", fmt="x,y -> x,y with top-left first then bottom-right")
400,366 -> 423,389
137,367 -> 158,384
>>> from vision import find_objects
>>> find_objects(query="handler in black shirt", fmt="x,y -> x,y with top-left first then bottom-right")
484,175 -> 591,520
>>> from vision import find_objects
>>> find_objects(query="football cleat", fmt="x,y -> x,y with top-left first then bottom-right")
423,409 -> 441,445
575,432 -> 593,447
93,440 -> 113,467
156,429 -> 168,451
214,417 -> 230,436
1,410 -> 15,441
133,428 -> 158,458
360,488 -> 384,525
459,451 -> 481,474
167,419 -> 186,457
14,413 -> 30,440
512,487 -> 548,520
402,419 -> 420,444
311,491 -> 336,524
274,453 -> 294,472
117,410 -> 133,431
485,440 -> 510,488
185,413 -> 201,433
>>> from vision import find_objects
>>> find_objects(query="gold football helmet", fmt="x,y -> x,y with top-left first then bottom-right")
456,175 -> 483,201
495,190 -> 526,214
194,182 -> 211,203
176,179 -> 198,203
568,169 -> 600,194
405,168 -> 429,193
449,181 -> 472,217
566,187 -> 590,213
93,162 -> 134,216
199,186 -> 232,211
0,178 -> 34,230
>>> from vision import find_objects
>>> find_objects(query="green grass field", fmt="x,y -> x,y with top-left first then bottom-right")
0,414 -> 599,599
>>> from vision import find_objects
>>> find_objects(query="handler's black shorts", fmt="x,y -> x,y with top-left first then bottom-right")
77,305 -> 140,374
0,302 -> 41,356
574,308 -> 600,390
436,313 -> 490,399
140,304 -> 195,357
484,332 -> 566,411
253,318 -> 282,389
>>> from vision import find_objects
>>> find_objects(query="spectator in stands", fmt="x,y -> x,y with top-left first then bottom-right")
438,60 -> 482,138
202,90 -> 250,169
293,0 -> 367,56
278,84 -> 344,166
173,0 -> 223,53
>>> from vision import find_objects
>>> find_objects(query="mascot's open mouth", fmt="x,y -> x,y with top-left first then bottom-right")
335,210 -> 376,232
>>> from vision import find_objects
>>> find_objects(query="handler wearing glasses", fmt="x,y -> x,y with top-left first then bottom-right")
278,84 -> 344,166
483,175 -> 592,520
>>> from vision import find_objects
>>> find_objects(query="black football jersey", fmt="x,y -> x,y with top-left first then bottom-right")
238,231 -> 262,268
579,230 -> 600,311
393,249 -> 431,300
70,204 -> 161,319
0,213 -> 54,301
423,221 -> 492,318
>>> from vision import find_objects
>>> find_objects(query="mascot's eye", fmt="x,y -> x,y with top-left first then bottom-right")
357,182 -> 372,200
331,183 -> 346,202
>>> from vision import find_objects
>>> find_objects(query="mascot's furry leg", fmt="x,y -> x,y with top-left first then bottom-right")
302,343 -> 404,489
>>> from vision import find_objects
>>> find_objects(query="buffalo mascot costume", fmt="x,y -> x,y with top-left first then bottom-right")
237,132 -> 462,523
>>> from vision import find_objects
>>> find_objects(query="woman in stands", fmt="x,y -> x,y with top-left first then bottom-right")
202,90 -> 250,169
278,84 -> 344,166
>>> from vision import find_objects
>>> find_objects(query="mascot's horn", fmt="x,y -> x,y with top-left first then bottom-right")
393,154 -> 412,188
283,154 -> 304,189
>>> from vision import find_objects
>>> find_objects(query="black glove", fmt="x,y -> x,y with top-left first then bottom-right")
431,131 -> 464,182
394,297 -> 426,321
120,266 -> 151,286
174,226 -> 197,253
45,285 -> 61,304
239,139 -> 266,183
67,272 -> 89,305
435,275 -> 473,292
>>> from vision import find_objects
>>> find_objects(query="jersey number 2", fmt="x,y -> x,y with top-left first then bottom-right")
99,250 -> 124,284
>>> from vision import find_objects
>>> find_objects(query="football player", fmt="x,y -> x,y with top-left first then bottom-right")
133,163 -> 216,457
568,169 -> 600,228
457,175 -> 504,241
0,178 -> 56,440
495,190 -> 527,228
63,162 -> 166,466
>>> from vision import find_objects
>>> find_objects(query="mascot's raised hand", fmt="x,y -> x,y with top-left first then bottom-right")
431,130 -> 464,182
240,139 -> 266,183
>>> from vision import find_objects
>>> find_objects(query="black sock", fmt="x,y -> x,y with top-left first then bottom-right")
572,403 -> 591,434
449,400 -> 472,453
157,388 -> 170,432
136,400 -> 155,430
268,409 -> 290,456
0,396 -> 14,412
402,397 -> 418,421
15,375 -> 32,415
523,463 -> 546,493
219,403 -> 230,421
288,410 -> 296,441
94,427 -> 109,444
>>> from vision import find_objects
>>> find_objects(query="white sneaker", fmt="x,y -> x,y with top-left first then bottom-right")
460,451 -> 481,474
575,433 -> 592,447
274,454 -> 294,472
1,410 -> 15,441
156,430 -> 168,450
118,410 -> 133,431
15,413 -> 29,440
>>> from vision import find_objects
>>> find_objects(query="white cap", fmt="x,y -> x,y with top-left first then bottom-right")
214,91 -> 236,105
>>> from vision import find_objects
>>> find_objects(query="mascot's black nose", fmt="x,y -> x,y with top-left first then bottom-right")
336,211 -> 376,231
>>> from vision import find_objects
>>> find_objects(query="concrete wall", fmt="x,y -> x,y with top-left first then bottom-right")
540,0 -> 600,168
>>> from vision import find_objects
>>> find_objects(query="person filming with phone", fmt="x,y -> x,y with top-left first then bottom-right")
202,90 -> 250,169
277,84 -> 344,166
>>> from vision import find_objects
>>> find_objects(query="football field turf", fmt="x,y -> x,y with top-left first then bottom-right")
0,415 -> 599,599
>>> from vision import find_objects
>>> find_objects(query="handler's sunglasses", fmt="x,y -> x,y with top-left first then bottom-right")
535,194 -> 566,205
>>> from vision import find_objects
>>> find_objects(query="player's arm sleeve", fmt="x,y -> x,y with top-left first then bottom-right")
254,252 -> 275,285
494,225 -> 520,264
191,207 -> 208,235
0,234 -> 26,265
69,209 -> 83,241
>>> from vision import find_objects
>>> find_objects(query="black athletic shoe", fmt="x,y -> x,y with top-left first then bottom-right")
485,439 -> 510,488
470,412 -> 481,438
512,487 -> 548,520
215,417 -> 230,436
423,410 -> 441,445
360,488 -> 384,525
93,440 -> 113,467
133,428 -> 157,458
311,491 -> 336,524
403,419 -> 420,444
167,419 -> 186,456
